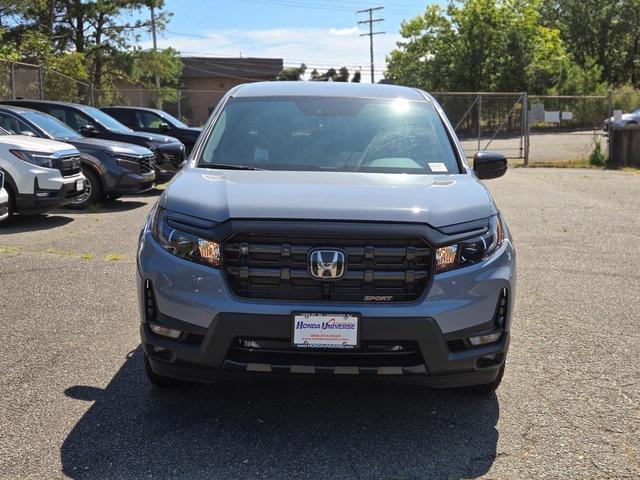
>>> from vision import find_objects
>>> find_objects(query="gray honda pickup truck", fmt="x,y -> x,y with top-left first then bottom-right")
136,81 -> 516,393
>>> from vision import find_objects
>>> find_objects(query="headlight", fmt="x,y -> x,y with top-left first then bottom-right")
435,215 -> 504,273
151,207 -> 220,267
10,149 -> 55,168
108,152 -> 141,170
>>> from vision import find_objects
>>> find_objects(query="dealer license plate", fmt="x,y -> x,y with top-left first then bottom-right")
292,313 -> 359,349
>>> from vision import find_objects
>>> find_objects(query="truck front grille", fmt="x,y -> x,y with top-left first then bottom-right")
54,154 -> 81,177
222,232 -> 433,302
140,155 -> 155,174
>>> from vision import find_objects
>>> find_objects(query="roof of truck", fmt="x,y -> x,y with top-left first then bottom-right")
232,81 -> 428,101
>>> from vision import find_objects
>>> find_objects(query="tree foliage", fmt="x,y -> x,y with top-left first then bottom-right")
541,0 -> 640,87
276,63 -> 307,81
386,0 -> 613,94
0,0 -> 181,91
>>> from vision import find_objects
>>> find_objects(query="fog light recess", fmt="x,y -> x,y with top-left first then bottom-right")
149,323 -> 182,339
468,332 -> 501,346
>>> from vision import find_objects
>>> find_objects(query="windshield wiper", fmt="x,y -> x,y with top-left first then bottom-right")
199,163 -> 264,171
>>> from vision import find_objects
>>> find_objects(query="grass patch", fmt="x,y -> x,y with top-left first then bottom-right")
105,252 -> 125,261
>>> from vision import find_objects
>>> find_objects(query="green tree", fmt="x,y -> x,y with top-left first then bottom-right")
321,68 -> 337,82
276,63 -> 307,81
351,70 -> 361,83
541,0 -> 640,87
386,0 -> 572,94
0,0 -> 174,90
335,66 -> 349,82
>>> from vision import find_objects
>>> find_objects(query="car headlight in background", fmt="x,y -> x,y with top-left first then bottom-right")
107,152 -> 141,170
151,207 -> 220,267
435,215 -> 504,273
10,149 -> 55,168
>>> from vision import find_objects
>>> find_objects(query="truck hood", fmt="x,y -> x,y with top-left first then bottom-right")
63,137 -> 153,156
121,130 -> 180,144
0,135 -> 77,154
162,169 -> 494,228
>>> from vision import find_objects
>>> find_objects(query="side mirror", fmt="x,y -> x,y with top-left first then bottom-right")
473,151 -> 507,180
20,130 -> 36,137
159,122 -> 171,132
79,124 -> 98,137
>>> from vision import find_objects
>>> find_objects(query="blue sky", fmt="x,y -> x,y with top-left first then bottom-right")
134,1 -> 446,82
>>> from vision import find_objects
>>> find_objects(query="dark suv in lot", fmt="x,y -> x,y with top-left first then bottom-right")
0,105 -> 155,207
137,82 -> 516,393
101,106 -> 202,155
1,100 -> 185,181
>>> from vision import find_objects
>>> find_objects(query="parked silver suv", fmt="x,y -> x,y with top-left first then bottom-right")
137,82 -> 516,392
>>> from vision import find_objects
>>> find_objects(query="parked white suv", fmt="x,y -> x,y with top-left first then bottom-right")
0,127 -> 85,223
0,170 -> 8,223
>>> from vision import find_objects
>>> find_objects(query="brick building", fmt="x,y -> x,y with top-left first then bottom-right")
180,57 -> 283,125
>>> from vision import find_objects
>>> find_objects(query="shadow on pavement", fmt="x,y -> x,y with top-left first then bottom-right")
61,347 -> 499,479
54,200 -> 149,215
0,214 -> 73,233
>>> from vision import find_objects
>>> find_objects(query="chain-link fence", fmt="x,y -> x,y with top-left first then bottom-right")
5,59 -> 640,166
0,60 -> 93,105
432,92 -> 527,161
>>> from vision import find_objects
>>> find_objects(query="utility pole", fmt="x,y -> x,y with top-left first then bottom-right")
149,2 -> 162,108
357,6 -> 384,83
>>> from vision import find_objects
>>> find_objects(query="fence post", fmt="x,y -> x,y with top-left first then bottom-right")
607,91 -> 613,162
38,66 -> 44,99
90,84 -> 95,106
10,62 -> 16,100
523,92 -> 529,167
477,93 -> 482,152
177,90 -> 182,120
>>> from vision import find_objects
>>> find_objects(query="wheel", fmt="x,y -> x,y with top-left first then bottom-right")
68,167 -> 102,209
143,354 -> 184,388
472,363 -> 505,395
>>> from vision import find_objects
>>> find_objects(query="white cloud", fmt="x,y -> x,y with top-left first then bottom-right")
145,27 -> 401,82
329,27 -> 359,36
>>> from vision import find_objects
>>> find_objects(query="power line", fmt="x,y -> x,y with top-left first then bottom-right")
357,6 -> 384,83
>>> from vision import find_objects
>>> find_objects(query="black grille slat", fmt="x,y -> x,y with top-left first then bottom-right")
54,154 -> 82,177
140,155 -> 155,174
222,231 -> 432,303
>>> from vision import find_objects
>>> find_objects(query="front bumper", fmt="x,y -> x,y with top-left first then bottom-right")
15,173 -> 86,214
137,226 -> 516,388
109,170 -> 156,195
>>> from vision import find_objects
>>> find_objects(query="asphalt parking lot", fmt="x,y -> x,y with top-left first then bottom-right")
1,168 -> 639,479
461,131 -> 605,164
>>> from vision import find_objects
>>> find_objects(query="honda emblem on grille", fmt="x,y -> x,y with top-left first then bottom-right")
309,249 -> 346,280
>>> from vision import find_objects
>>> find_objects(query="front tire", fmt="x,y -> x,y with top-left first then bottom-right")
68,167 -> 102,210
143,354 -> 184,388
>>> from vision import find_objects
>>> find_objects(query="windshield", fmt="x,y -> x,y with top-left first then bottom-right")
23,111 -> 81,140
199,96 -> 460,174
82,106 -> 132,133
159,110 -> 189,128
